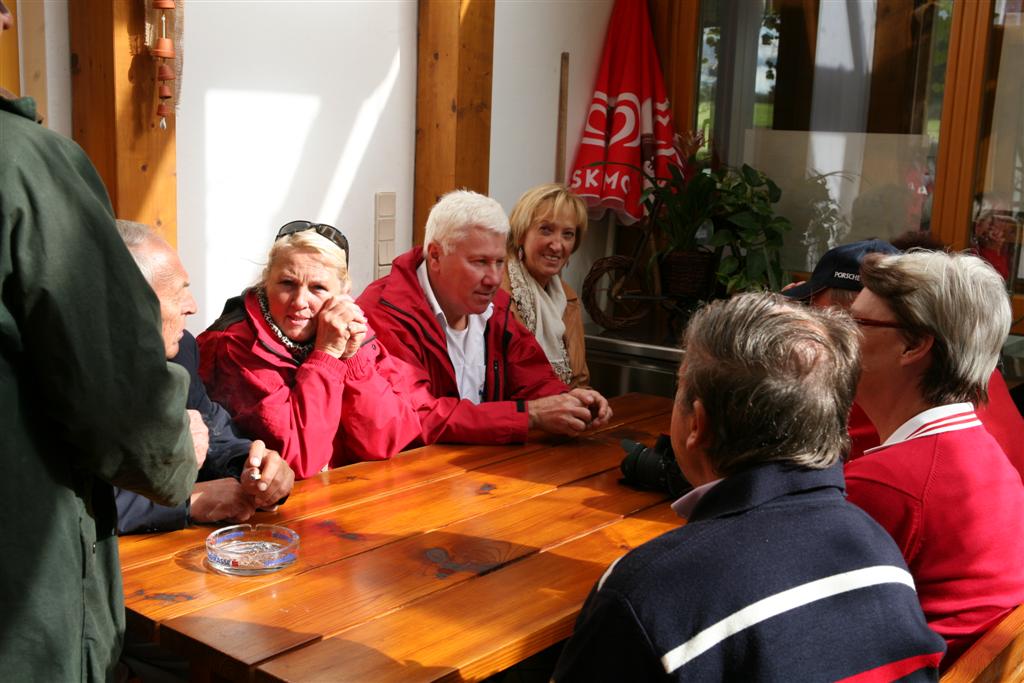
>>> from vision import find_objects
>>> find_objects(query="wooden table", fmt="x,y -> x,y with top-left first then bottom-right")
119,393 -> 681,682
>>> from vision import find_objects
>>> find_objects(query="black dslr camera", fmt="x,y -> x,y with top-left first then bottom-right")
619,434 -> 692,499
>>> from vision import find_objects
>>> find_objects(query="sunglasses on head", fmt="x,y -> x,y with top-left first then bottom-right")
276,221 -> 349,264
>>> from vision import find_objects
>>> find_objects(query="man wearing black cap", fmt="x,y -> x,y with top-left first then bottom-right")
783,239 -> 900,307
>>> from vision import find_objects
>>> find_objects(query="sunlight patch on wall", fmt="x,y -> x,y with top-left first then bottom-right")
316,49 -> 402,221
202,90 -> 321,309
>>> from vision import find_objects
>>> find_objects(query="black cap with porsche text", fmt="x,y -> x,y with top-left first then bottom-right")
784,239 -> 900,300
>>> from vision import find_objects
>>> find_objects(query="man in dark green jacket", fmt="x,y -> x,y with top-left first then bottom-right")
0,5 -> 199,678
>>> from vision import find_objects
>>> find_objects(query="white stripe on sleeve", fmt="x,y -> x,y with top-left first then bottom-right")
660,565 -> 916,674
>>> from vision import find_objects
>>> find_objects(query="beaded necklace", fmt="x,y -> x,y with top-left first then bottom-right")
256,288 -> 314,361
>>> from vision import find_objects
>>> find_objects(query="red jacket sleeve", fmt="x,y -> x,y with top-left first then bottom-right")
370,314 -> 532,445
336,337 -> 424,463
199,330 -> 421,478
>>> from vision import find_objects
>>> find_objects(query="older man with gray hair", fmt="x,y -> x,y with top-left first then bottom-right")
845,250 -> 1024,665
115,221 -> 295,532
553,293 -> 945,681
358,189 -> 611,445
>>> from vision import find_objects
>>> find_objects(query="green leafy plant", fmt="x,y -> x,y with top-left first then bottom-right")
705,164 -> 794,293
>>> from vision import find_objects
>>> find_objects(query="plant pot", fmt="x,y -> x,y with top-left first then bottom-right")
660,250 -> 718,299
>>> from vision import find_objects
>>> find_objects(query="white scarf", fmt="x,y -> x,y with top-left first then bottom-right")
508,257 -> 572,384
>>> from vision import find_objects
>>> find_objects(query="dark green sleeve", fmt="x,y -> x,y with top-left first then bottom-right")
2,115 -> 197,505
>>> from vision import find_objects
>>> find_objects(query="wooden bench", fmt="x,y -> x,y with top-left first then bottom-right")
941,604 -> 1024,683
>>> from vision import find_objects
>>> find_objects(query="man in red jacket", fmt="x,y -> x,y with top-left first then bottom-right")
358,189 -> 612,444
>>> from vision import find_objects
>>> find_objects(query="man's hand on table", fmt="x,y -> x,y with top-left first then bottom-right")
189,479 -> 256,524
569,387 -> 613,429
527,393 -> 596,436
240,440 -> 295,509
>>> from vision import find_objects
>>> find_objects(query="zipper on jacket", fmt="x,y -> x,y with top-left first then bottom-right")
492,360 -> 500,402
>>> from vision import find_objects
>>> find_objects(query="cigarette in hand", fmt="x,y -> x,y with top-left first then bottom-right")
248,470 -> 262,481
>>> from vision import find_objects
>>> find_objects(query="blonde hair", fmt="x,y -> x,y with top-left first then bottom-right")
507,184 -> 588,255
259,230 -> 350,290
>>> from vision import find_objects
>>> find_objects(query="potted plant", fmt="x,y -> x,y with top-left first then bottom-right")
581,141 -> 794,331
637,152 -> 794,295
704,163 -> 794,293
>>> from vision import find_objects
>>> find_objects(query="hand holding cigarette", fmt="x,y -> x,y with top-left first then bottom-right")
240,440 -> 295,508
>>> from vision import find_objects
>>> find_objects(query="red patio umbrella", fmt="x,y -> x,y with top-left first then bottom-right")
568,0 -> 681,225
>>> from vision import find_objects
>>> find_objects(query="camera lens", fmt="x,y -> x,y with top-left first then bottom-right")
619,436 -> 692,499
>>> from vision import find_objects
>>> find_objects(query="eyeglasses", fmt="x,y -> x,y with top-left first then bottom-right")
276,221 -> 349,264
851,316 -> 904,330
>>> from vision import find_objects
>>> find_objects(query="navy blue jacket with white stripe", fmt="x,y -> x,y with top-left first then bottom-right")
552,462 -> 946,682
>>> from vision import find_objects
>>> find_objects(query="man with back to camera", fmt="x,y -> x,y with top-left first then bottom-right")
844,250 -> 1024,665
358,189 -> 612,444
115,221 -> 295,533
0,4 -> 199,679
786,239 -> 1024,472
552,293 -> 945,681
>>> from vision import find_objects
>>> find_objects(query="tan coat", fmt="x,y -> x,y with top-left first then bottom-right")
501,269 -> 590,389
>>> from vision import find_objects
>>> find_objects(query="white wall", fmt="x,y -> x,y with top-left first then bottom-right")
178,1 -> 417,332
489,0 -> 614,300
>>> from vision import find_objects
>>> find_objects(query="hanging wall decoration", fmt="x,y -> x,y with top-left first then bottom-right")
144,0 -> 184,130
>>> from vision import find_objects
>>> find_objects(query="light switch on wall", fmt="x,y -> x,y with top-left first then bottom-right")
375,192 -> 396,219
375,192 -> 397,268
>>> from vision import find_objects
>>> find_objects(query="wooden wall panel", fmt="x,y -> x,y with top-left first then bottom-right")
69,0 -> 178,246
648,0 -> 700,134
0,0 -> 19,95
413,0 -> 495,245
931,0 -> 992,251
17,1 -> 48,122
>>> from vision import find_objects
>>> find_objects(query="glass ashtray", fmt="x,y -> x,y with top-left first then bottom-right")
206,524 -> 299,576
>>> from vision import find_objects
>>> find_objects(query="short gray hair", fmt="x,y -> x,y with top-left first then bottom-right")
860,250 -> 1010,405
680,293 -> 860,476
116,219 -> 166,284
423,189 -> 509,256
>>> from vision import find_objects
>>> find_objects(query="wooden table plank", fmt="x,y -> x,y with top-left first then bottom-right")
255,505 -> 682,682
118,394 -> 671,571
159,470 -> 667,680
124,415 -> 671,634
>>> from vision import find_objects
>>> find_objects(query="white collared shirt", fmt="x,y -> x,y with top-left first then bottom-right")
865,402 -> 981,455
670,478 -> 723,520
417,261 -> 493,404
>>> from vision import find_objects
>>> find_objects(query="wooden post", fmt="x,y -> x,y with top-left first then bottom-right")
555,52 -> 569,183
16,2 -> 48,123
413,0 -> 496,245
930,0 -> 992,251
647,0 -> 700,133
0,0 -> 19,95
68,0 -> 178,246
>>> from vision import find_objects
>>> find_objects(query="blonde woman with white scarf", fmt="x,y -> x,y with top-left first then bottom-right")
502,184 -> 591,388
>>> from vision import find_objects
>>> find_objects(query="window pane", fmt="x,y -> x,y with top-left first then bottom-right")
696,0 -> 952,272
971,3 -> 1024,293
